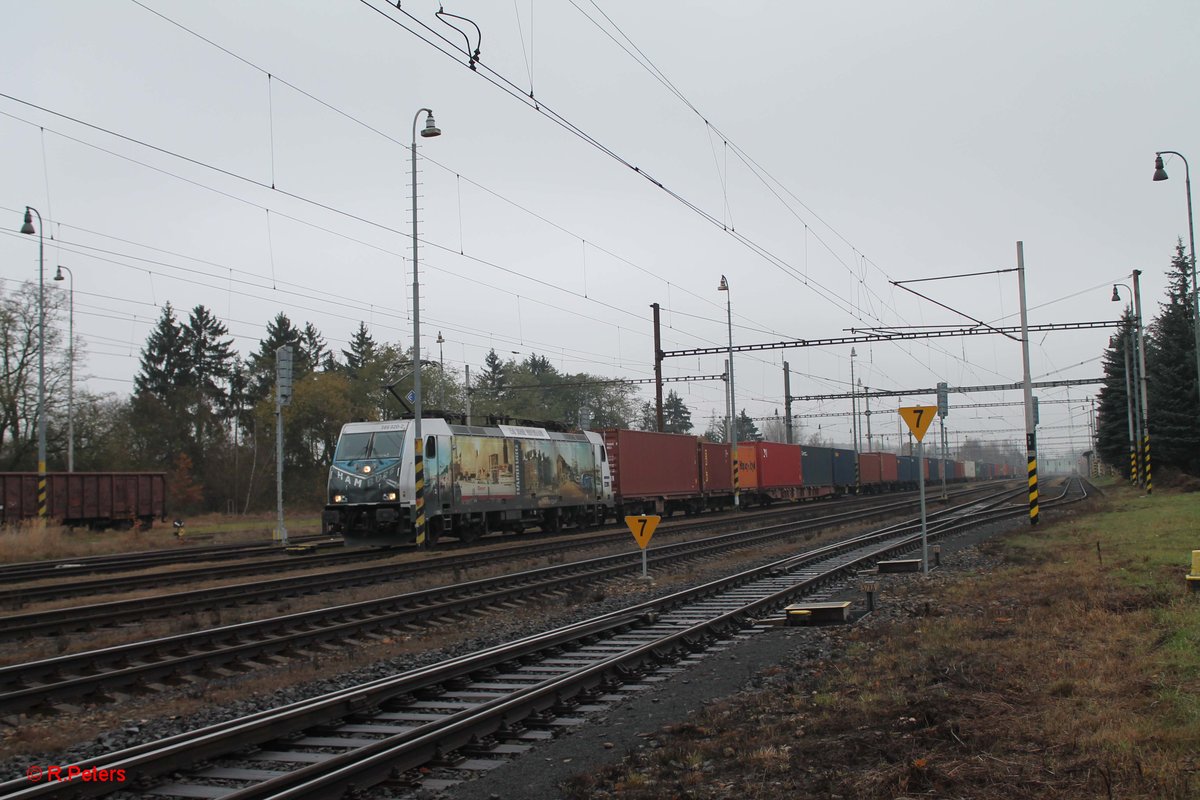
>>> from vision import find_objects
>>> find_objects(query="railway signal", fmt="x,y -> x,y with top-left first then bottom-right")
626,515 -> 661,580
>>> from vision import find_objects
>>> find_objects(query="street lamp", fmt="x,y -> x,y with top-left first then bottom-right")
53,265 -> 74,472
1113,281 -> 1148,489
1152,151 -> 1199,397
411,107 -> 440,547
19,207 -> 47,517
1108,273 -> 1147,489
718,275 -> 738,508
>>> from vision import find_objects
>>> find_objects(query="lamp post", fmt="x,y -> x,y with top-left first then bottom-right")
1115,273 -> 1152,492
1112,285 -> 1140,485
1153,152 -> 1199,396
718,275 -> 738,508
53,265 -> 74,472
411,107 -> 441,547
19,207 -> 47,517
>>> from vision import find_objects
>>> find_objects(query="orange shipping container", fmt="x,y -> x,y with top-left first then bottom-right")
735,444 -> 758,490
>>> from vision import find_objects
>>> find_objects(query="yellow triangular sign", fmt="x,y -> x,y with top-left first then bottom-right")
898,405 -> 938,442
625,515 -> 661,549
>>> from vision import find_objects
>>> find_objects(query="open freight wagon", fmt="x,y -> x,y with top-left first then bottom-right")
0,472 -> 167,530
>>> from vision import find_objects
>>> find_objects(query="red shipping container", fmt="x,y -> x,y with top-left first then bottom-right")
756,442 -> 803,489
602,429 -> 700,499
877,452 -> 899,482
701,442 -> 733,492
858,453 -> 883,486
736,444 -> 758,490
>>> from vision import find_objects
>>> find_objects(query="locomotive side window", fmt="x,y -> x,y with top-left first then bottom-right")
426,436 -> 437,458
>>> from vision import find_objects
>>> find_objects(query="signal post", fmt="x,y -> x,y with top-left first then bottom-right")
899,405 -> 937,574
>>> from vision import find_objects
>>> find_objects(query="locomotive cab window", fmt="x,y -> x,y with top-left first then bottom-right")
334,430 -> 406,461
426,436 -> 437,458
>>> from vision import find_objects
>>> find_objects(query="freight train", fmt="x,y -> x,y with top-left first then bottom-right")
322,419 -> 1014,547
0,472 -> 168,530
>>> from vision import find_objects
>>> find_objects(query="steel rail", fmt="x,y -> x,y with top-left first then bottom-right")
0,484 -> 999,623
0,484 -> 1001,607
0,535 -> 339,583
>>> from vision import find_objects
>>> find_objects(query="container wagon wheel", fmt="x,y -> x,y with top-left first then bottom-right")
457,520 -> 483,544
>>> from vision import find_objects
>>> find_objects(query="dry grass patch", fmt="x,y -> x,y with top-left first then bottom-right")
0,513 -> 324,564
565,486 -> 1200,799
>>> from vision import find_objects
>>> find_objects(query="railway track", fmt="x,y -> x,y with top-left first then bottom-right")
0,477 -> 1088,800
0,484 -> 1006,640
0,484 -> 1032,716
0,484 -> 1008,610
0,534 -> 342,585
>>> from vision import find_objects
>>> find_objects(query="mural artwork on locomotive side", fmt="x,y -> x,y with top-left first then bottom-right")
449,435 -> 598,508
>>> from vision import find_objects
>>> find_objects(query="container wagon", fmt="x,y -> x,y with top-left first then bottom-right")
831,448 -> 857,492
858,452 -> 900,492
0,472 -> 167,530
750,441 -> 804,503
604,429 -> 699,517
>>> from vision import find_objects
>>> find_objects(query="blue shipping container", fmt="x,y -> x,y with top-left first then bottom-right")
898,455 -> 919,484
831,448 -> 857,487
801,446 -> 834,489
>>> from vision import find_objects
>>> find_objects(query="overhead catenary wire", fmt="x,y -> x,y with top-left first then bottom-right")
7,5 -> 1102,433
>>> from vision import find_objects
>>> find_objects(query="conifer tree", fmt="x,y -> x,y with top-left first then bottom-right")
1095,308 -> 1138,472
133,302 -> 190,401
1146,242 -> 1200,472
663,390 -> 693,433
342,322 -> 377,378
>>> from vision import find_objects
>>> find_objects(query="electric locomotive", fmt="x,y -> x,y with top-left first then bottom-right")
323,419 -> 613,547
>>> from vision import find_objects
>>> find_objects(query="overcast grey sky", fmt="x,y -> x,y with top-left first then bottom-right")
2,1 -> 1196,458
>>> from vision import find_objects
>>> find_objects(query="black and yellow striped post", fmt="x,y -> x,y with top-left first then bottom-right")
1143,434 -> 1152,495
37,461 -> 47,519
1027,433 -> 1039,526
413,437 -> 427,546
1129,445 -> 1138,486
732,449 -> 740,509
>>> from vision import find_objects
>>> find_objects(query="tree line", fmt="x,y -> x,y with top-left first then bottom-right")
3,258 -> 1100,515
1096,241 -> 1200,477
0,289 -> 689,512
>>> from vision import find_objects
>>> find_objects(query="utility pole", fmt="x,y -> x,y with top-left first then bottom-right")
1017,242 -> 1038,526
275,345 -> 293,546
652,302 -> 664,432
1133,269 -> 1152,493
864,387 -> 872,450
783,361 -> 793,444
465,364 -> 472,426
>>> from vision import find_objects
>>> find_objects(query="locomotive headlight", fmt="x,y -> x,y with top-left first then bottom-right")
362,464 -> 373,474
333,494 -> 347,503
383,491 -> 398,501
